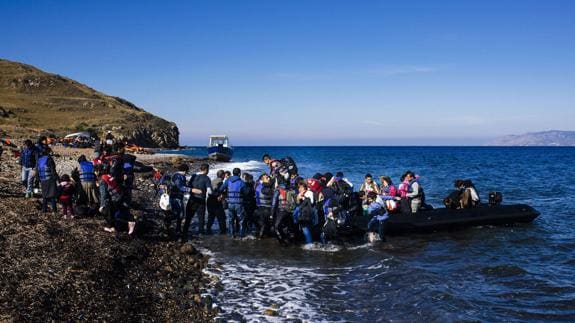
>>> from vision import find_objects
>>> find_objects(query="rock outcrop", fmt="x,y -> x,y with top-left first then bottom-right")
0,59 -> 179,148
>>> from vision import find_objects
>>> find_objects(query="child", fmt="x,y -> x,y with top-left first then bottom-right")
58,174 -> 76,219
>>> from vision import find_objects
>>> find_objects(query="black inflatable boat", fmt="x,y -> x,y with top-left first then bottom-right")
352,204 -> 540,235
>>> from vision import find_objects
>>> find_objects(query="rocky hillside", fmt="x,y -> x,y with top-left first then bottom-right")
0,59 -> 179,148
488,130 -> 575,146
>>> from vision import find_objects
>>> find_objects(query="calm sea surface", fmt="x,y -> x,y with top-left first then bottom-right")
168,146 -> 575,322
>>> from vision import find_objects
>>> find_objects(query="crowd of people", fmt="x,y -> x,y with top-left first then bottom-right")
157,154 -> 482,245
11,134 -> 154,234
4,134 -> 483,245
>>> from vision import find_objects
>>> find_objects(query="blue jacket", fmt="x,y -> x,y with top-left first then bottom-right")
20,146 -> 37,168
368,201 -> 389,221
170,172 -> 190,199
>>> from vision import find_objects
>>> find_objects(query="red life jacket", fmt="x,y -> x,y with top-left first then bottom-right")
306,178 -> 323,194
101,174 -> 122,202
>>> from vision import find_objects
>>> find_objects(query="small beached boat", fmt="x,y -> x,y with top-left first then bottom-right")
208,135 -> 233,162
352,204 -> 540,235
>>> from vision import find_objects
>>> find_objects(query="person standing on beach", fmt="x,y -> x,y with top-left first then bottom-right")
163,163 -> 191,237
77,155 -> 99,207
37,148 -> 58,214
58,174 -> 76,219
220,168 -> 246,238
98,164 -> 123,233
19,139 -> 37,198
183,163 -> 212,240
206,170 -> 227,235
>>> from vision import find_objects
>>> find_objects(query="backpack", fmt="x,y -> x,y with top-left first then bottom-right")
286,190 -> 297,212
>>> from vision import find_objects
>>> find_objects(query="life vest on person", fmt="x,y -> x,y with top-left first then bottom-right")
101,174 -> 123,203
408,180 -> 423,198
306,178 -> 323,194
79,161 -> 96,182
20,147 -> 36,168
226,177 -> 244,204
277,187 -> 297,212
398,180 -> 411,198
37,156 -> 54,181
382,185 -> 397,197
256,182 -> 273,208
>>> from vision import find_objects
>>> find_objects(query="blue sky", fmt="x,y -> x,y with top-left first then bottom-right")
2,0 -> 574,145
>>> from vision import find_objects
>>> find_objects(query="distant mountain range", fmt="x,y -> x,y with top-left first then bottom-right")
488,130 -> 575,146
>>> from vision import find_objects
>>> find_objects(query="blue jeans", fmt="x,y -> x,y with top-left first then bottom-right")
226,203 -> 245,237
169,197 -> 184,233
21,167 -> 35,194
301,225 -> 313,244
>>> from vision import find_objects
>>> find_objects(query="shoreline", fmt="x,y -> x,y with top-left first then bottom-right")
0,145 -> 216,321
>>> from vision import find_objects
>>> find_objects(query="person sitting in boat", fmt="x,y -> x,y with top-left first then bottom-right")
462,180 -> 480,208
443,180 -> 464,209
366,191 -> 389,242
327,171 -> 353,198
403,171 -> 423,214
379,176 -> 398,197
397,173 -> 410,198
360,173 -> 380,195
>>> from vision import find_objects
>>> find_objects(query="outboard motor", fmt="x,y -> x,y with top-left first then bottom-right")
488,192 -> 502,207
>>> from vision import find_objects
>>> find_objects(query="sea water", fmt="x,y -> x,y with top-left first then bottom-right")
168,146 -> 575,321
